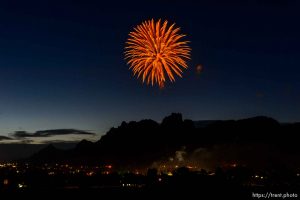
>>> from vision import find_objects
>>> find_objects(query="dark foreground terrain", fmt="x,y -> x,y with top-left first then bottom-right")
1,114 -> 300,199
1,165 -> 299,199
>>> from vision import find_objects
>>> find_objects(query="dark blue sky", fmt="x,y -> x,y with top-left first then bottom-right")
0,0 -> 299,142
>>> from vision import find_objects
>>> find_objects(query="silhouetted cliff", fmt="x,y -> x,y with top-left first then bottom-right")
30,113 -> 300,169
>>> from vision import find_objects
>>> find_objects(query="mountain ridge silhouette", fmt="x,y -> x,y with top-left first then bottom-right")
29,113 -> 300,169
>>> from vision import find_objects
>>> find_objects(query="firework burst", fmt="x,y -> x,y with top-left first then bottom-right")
125,19 -> 191,88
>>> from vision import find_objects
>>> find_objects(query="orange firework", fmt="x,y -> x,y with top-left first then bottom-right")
125,19 -> 191,88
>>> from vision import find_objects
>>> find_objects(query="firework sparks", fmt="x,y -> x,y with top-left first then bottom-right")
196,64 -> 203,74
125,19 -> 191,88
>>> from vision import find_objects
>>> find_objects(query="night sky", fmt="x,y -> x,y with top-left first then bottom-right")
0,0 -> 299,143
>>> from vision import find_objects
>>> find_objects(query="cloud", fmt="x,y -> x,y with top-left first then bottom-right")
0,136 -> 12,140
12,129 -> 95,138
12,131 -> 32,138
